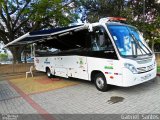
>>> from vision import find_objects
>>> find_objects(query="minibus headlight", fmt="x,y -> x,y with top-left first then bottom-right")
124,63 -> 138,74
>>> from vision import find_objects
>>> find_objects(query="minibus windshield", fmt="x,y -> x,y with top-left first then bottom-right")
107,25 -> 152,57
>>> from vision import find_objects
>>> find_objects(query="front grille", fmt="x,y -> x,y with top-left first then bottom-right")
137,64 -> 154,73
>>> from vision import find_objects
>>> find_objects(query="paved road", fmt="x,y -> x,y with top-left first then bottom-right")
0,76 -> 160,120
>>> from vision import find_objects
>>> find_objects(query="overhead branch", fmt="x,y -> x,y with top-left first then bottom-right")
0,21 -> 5,30
4,3 -> 12,32
14,17 -> 30,33
13,0 -> 31,28
29,21 -> 41,32
1,13 -> 8,26
60,0 -> 75,10
8,1 -> 18,15
0,29 -> 7,35
0,32 -> 9,44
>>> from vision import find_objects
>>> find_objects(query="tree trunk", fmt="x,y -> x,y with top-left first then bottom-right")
24,49 -> 27,63
9,46 -> 25,64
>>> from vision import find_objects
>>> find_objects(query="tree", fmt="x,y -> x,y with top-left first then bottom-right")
79,0 -> 160,50
127,0 -> 160,51
78,0 -> 127,22
0,0 -> 76,63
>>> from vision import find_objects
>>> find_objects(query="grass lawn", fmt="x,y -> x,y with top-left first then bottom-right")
157,66 -> 160,73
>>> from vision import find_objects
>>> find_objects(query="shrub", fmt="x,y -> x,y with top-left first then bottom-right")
0,53 -> 8,61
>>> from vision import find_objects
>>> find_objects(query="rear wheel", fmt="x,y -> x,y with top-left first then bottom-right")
46,68 -> 52,78
94,73 -> 110,92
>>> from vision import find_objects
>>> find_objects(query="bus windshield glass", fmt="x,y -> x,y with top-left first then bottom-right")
107,25 -> 152,57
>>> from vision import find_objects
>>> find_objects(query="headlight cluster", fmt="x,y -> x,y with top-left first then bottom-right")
124,63 -> 138,74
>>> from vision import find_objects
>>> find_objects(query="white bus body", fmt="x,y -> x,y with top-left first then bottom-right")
33,18 -> 157,91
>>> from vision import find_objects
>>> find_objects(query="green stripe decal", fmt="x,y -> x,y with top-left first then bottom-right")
104,66 -> 113,69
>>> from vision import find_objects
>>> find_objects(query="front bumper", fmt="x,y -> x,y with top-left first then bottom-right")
121,67 -> 157,87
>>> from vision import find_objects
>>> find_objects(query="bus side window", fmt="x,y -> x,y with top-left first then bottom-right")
91,26 -> 113,51
91,30 -> 100,51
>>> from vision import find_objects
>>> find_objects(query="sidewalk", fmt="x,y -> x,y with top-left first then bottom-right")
0,74 -> 160,120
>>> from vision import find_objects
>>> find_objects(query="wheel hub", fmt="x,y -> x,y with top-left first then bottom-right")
96,77 -> 104,89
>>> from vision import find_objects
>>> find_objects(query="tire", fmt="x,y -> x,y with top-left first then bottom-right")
46,68 -> 52,78
94,73 -> 110,92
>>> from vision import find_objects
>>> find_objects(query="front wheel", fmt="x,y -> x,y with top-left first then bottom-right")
46,68 -> 52,78
94,73 -> 110,92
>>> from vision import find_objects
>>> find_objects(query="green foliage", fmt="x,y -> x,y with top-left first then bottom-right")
0,53 -> 8,61
80,0 -> 160,46
157,66 -> 160,73
30,0 -> 75,27
79,0 -> 127,22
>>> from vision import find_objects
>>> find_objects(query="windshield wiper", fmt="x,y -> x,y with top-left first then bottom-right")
130,40 -> 138,57
130,34 -> 152,56
136,36 -> 152,55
